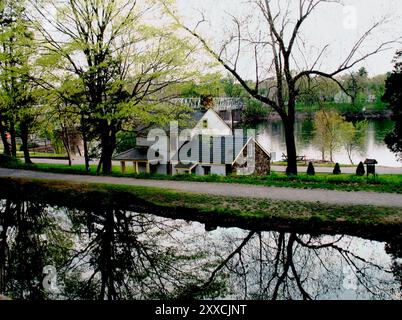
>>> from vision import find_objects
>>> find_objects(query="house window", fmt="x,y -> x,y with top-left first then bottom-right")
203,166 -> 211,175
202,119 -> 208,128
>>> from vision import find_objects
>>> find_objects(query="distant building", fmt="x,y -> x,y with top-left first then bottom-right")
192,109 -> 233,136
366,94 -> 376,103
334,91 -> 352,104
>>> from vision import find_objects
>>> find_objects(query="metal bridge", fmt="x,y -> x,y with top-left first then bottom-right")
170,97 -> 244,112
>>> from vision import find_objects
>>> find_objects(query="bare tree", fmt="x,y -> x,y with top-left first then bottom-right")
164,0 -> 398,175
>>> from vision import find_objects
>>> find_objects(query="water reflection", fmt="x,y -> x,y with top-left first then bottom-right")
0,201 -> 71,300
255,119 -> 400,166
0,199 -> 400,300
217,232 -> 400,300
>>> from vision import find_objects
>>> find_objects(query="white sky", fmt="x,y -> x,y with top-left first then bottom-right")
176,0 -> 402,79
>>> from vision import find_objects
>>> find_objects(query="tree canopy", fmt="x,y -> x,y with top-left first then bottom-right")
383,50 -> 402,162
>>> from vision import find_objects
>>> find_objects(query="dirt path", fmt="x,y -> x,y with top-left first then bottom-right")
1,168 -> 401,208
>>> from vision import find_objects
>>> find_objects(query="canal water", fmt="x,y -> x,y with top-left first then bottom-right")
0,199 -> 400,300
254,119 -> 401,167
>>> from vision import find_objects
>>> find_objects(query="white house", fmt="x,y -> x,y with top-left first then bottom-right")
113,108 -> 271,176
334,91 -> 352,104
192,109 -> 233,136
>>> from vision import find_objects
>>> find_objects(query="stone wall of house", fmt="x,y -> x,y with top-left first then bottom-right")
232,141 -> 270,176
254,143 -> 271,175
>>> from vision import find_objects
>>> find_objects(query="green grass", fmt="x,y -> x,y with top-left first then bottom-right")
0,177 -> 401,241
1,159 -> 401,194
27,152 -> 68,158
0,150 -> 67,158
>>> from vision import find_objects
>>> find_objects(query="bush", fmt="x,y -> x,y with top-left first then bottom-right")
242,98 -> 268,123
0,154 -> 21,167
333,163 -> 341,175
307,162 -> 315,176
28,142 -> 39,148
356,161 -> 365,176
115,132 -> 136,154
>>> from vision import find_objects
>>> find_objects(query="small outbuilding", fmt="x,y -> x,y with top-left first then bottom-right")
113,148 -> 151,174
364,159 -> 378,177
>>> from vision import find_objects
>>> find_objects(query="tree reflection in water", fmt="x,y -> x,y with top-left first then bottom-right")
206,231 -> 401,300
0,200 -> 72,300
61,207 -> 225,300
0,199 -> 400,300
0,199 -> 225,300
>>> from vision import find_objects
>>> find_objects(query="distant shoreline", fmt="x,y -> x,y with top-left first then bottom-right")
262,110 -> 393,121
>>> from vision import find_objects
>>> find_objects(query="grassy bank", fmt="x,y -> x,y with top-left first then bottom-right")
1,159 -> 402,194
0,177 -> 401,242
0,150 -> 67,158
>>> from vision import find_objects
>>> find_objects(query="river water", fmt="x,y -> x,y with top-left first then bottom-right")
0,199 -> 400,300
254,119 -> 401,167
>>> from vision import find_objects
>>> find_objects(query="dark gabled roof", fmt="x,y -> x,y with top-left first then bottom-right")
174,162 -> 198,170
113,148 -> 148,161
193,110 -> 206,123
136,137 -> 156,147
172,134 -> 251,165
364,159 -> 378,165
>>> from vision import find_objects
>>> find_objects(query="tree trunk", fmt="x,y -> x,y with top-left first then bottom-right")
351,95 -> 356,108
0,201 -> 10,293
20,121 -> 32,164
9,121 -> 17,157
99,128 -> 116,174
80,118 -> 91,172
96,153 -> 103,174
347,147 -> 354,165
0,120 -> 11,156
61,126 -> 72,166
83,130 -> 90,172
284,119 -> 298,175
99,209 -> 116,300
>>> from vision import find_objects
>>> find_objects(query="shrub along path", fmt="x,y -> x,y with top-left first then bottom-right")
1,168 -> 401,208
271,165 -> 402,175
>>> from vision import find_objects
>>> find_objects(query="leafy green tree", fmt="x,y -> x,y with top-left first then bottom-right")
383,51 -> 402,162
242,98 -> 268,124
0,0 -> 41,163
30,0 -> 196,174
222,76 -> 246,98
313,110 -> 345,162
343,67 -> 368,109
340,120 -> 368,165
177,73 -> 225,98
41,77 -> 91,168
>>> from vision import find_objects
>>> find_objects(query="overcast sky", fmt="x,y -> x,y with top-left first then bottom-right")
176,0 -> 402,79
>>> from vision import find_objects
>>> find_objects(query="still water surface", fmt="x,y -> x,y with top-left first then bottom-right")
255,119 -> 401,166
0,199 -> 400,300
